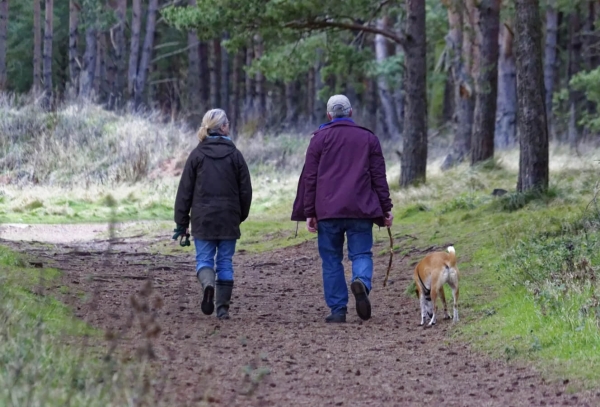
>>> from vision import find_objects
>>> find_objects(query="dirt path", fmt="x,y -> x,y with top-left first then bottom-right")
2,225 -> 598,407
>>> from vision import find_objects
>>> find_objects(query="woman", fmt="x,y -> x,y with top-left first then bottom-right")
173,108 -> 252,320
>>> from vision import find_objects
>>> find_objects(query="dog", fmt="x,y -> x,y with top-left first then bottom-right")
413,246 -> 459,326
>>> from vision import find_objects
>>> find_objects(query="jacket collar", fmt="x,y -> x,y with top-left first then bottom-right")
318,117 -> 355,130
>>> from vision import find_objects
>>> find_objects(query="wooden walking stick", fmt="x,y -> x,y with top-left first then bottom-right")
383,227 -> 394,287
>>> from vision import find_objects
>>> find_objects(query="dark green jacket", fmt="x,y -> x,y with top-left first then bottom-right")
174,136 -> 252,240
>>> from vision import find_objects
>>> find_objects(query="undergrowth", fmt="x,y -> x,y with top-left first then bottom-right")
0,246 -> 178,406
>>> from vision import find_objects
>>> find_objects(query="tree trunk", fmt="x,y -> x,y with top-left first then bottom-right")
128,0 -> 142,98
543,0 -> 558,138
134,0 -> 158,109
367,78 -> 379,133
394,43 -> 405,136
79,26 -> 97,99
314,50 -> 326,122
441,0 -> 475,169
401,0 -> 428,187
244,44 -> 255,122
307,68 -> 315,123
495,22 -> 517,148
584,1 -> 598,121
515,0 -> 549,193
471,0 -> 500,165
68,0 -> 79,95
375,17 -> 401,140
94,31 -> 104,99
284,81 -> 297,127
221,33 -> 230,113
208,39 -> 220,108
112,0 -> 127,107
42,0 -> 54,106
442,73 -> 455,125
187,0 -> 202,113
199,41 -> 209,106
254,35 -> 266,123
567,10 -> 582,150
230,50 -> 242,135
33,0 -> 42,93
104,31 -> 116,106
0,0 -> 9,90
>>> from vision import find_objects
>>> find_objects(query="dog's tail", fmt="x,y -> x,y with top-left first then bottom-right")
446,246 -> 457,268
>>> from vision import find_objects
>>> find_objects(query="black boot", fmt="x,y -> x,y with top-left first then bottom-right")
215,280 -> 233,320
197,267 -> 215,315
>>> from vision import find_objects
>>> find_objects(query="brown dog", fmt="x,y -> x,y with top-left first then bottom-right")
413,246 -> 459,326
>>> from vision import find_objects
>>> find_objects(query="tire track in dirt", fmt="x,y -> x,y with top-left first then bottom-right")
2,233 -> 599,407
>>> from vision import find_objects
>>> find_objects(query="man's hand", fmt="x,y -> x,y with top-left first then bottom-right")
384,211 -> 394,228
306,217 -> 318,233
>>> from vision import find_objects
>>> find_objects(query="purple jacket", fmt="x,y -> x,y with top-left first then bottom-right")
291,121 -> 393,227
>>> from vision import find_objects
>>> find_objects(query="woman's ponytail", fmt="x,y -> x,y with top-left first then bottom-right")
197,109 -> 228,142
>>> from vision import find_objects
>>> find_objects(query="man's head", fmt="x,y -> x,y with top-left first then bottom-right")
327,94 -> 352,120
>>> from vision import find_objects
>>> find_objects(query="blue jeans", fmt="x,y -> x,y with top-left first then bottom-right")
193,238 -> 237,281
317,219 -> 374,315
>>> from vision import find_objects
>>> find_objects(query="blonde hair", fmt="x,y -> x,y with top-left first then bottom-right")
197,109 -> 229,142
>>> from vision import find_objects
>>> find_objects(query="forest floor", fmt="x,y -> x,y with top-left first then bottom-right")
2,223 -> 598,407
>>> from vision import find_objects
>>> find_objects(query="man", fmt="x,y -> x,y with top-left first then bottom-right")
291,95 -> 394,323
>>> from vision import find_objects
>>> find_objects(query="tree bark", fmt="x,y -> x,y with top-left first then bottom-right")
254,35 -> 266,122
68,0 -> 79,95
134,0 -> 158,109
401,0 -> 428,187
495,22 -> 517,148
307,68 -> 315,123
43,0 -> 54,106
79,26 -> 97,99
128,0 -> 142,98
314,50 -> 326,122
442,73 -> 454,125
112,0 -> 127,107
244,44 -> 255,121
584,1 -> 598,119
0,0 -> 9,90
543,0 -> 558,138
33,0 -> 42,93
394,43 -> 405,136
94,31 -> 104,99
187,0 -> 202,113
441,0 -> 475,169
221,33 -> 230,113
375,17 -> 401,140
515,0 -> 549,193
471,0 -> 500,165
208,39 -> 220,108
284,80 -> 297,127
199,41 -> 209,106
567,9 -> 582,150
230,50 -> 242,134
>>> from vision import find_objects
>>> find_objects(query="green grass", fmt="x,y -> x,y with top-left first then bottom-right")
2,141 -> 600,393
0,246 -> 170,405
385,173 -> 600,389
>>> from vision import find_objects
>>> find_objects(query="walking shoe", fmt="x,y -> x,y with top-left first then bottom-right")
325,313 -> 346,323
350,279 -> 371,321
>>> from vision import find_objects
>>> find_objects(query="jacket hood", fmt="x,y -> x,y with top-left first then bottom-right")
197,137 -> 236,159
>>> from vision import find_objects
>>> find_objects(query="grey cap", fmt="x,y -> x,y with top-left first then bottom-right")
327,94 -> 352,116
